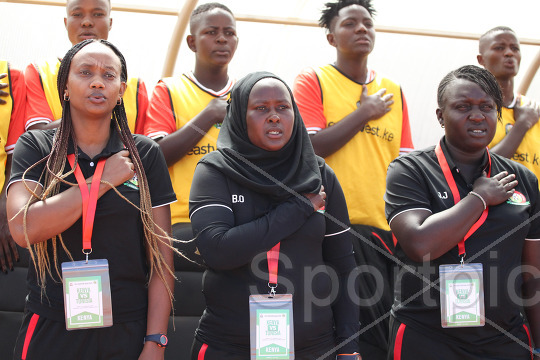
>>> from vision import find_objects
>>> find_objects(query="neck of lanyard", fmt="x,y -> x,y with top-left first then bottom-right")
434,141 -> 491,261
267,243 -> 280,297
67,154 -> 106,263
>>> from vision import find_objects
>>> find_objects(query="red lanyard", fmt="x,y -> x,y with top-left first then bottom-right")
434,141 -> 491,257
267,243 -> 280,297
67,154 -> 106,259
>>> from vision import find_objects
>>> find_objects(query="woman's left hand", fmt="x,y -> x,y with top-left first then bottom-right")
303,185 -> 326,212
138,342 -> 165,360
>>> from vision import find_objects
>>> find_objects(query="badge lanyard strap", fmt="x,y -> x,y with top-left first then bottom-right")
434,141 -> 491,263
67,154 -> 106,263
267,243 -> 280,297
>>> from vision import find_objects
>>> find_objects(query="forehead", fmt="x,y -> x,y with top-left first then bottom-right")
483,31 -> 519,47
66,0 -> 110,13
249,78 -> 291,101
443,78 -> 489,101
191,8 -> 236,32
71,43 -> 121,70
333,4 -> 372,25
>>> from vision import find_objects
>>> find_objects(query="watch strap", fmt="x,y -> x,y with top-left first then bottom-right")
143,333 -> 168,348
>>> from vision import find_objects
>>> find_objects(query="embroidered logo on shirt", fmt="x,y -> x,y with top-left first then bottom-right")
506,191 -> 529,206
214,122 -> 222,129
123,174 -> 139,190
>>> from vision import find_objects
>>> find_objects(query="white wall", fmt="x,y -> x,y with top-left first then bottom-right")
1,0 -> 539,149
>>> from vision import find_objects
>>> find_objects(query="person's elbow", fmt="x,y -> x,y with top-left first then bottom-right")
8,218 -> 31,248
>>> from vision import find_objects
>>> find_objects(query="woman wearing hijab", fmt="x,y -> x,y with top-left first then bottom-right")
385,65 -> 540,359
189,72 -> 361,360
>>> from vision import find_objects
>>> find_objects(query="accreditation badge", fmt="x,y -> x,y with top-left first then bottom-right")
249,294 -> 294,359
439,263 -> 485,328
61,259 -> 113,330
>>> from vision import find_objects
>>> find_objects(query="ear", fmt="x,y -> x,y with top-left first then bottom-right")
118,81 -> 127,99
187,34 -> 197,52
436,108 -> 444,126
326,33 -> 336,47
64,17 -> 68,30
477,54 -> 484,66
109,17 -> 113,31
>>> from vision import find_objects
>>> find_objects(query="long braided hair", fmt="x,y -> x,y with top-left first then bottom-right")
23,39 -> 175,301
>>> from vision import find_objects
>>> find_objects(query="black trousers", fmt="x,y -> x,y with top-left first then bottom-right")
13,309 -> 146,360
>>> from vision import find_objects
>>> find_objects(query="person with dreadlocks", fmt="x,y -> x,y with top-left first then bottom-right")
23,0 -> 148,134
385,65 -> 540,359
292,0 -> 413,358
6,39 -> 176,360
189,71 -> 360,360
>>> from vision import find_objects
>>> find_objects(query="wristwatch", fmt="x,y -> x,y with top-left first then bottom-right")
143,333 -> 168,348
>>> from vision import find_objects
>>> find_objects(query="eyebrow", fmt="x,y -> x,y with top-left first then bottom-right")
78,63 -> 118,71
69,6 -> 107,12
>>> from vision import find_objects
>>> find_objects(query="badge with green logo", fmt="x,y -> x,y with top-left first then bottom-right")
62,259 -> 113,330
249,294 -> 294,359
440,263 -> 485,328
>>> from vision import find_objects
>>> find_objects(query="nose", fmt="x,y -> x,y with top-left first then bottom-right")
90,77 -> 104,89
504,47 -> 514,57
469,109 -> 485,122
81,15 -> 94,28
267,113 -> 280,123
355,23 -> 367,33
216,31 -> 227,43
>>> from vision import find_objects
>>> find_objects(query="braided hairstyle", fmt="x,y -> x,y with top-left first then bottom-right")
24,39 -> 175,301
437,65 -> 503,121
319,0 -> 376,31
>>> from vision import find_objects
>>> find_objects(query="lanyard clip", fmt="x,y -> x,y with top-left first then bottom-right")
268,283 -> 277,298
83,249 -> 92,264
460,253 -> 466,267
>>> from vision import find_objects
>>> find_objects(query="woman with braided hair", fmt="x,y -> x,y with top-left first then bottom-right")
6,39 -> 176,360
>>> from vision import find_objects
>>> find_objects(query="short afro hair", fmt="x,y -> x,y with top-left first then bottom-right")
190,2 -> 234,33
319,0 -> 375,31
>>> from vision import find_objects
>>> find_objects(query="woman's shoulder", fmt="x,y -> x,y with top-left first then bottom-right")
132,134 -> 160,153
15,129 -> 56,154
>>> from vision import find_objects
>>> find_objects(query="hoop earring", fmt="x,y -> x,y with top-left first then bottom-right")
64,94 -> 70,102
117,98 -> 123,106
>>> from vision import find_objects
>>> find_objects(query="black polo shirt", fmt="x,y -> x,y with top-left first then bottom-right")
384,136 -> 540,346
9,128 -> 176,323
189,160 -> 359,355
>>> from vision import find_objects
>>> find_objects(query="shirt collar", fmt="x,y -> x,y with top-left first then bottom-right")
65,125 -> 124,161
439,136 -> 490,175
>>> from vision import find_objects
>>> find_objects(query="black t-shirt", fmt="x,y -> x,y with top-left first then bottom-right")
9,129 -> 176,323
385,137 -> 540,346
189,160 -> 359,355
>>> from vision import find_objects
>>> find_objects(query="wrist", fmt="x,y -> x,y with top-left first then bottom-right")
143,333 -> 168,348
469,191 -> 486,210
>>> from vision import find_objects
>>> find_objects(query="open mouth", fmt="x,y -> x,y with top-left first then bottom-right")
469,129 -> 487,136
267,128 -> 282,138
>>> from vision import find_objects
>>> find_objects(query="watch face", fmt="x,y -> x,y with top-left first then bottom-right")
159,335 -> 168,346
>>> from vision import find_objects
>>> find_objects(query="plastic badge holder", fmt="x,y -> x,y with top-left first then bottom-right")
249,294 -> 295,359
62,259 -> 113,330
439,263 -> 485,328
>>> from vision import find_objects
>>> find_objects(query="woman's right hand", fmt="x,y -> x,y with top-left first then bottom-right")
472,171 -> 517,206
101,150 -> 135,188
303,185 -> 326,212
